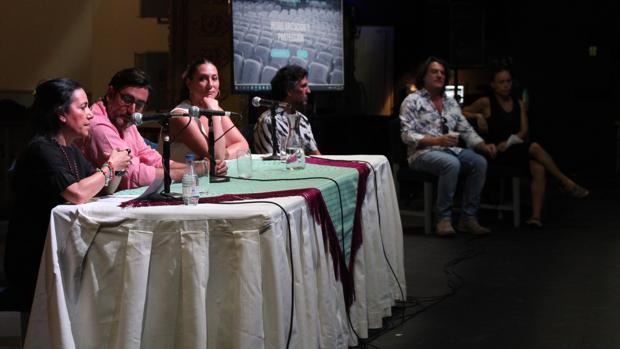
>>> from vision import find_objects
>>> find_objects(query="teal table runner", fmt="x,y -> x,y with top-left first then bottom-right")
117,158 -> 360,261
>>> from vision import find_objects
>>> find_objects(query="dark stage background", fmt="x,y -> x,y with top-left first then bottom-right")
0,1 -> 618,216
310,0 -> 618,178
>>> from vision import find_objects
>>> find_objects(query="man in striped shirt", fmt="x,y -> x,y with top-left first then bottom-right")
253,65 -> 321,156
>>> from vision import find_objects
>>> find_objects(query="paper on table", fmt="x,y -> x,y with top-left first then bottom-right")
134,176 -> 164,200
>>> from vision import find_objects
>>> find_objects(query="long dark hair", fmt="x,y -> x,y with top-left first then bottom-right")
29,78 -> 81,136
179,57 -> 215,101
415,56 -> 451,94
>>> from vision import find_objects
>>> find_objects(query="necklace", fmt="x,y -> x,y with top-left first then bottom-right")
51,137 -> 80,181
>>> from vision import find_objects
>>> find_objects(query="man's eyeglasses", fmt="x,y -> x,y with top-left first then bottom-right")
441,117 -> 449,134
119,93 -> 147,110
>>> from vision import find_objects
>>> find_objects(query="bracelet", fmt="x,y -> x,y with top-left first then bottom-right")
98,166 -> 111,187
102,162 -> 115,181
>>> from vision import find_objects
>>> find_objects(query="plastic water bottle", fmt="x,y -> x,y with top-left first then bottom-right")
182,154 -> 199,205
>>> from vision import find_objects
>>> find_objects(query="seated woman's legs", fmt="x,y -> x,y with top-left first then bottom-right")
412,150 -> 460,220
529,142 -> 587,196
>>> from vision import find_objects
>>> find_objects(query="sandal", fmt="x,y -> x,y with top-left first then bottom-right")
525,218 -> 543,228
565,184 -> 589,198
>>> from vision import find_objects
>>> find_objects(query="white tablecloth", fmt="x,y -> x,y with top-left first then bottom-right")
25,155 -> 406,348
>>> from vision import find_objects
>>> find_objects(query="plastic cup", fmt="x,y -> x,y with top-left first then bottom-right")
236,149 -> 253,178
194,160 -> 210,194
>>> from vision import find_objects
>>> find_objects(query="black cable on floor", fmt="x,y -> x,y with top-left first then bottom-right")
358,238 -> 485,347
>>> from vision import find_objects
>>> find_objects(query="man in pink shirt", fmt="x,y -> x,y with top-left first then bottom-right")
80,68 -> 186,189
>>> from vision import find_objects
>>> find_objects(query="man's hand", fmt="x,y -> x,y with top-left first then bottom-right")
436,134 -> 459,147
476,142 -> 497,159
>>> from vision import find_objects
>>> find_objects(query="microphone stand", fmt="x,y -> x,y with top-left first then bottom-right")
262,104 -> 281,160
160,118 -> 172,194
453,68 -> 462,105
207,116 -> 230,183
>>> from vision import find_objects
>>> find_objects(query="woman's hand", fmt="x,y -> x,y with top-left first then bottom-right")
202,97 -> 221,111
497,141 -> 508,152
106,148 -> 132,172
215,159 -> 228,176
96,148 -> 131,195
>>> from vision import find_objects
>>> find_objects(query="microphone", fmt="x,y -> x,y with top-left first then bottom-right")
131,111 -> 188,126
188,106 -> 242,119
251,96 -> 290,109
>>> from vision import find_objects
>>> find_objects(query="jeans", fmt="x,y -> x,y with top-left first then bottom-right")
412,148 -> 487,220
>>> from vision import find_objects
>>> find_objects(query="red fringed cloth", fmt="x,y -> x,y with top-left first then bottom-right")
305,157 -> 370,270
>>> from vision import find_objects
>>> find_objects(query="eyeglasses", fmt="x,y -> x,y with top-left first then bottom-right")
119,93 -> 147,110
441,117 -> 449,134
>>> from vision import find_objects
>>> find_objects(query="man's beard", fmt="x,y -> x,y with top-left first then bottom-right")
113,113 -> 132,131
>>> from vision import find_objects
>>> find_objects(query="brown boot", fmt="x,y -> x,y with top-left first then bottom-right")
457,216 -> 491,235
436,218 -> 456,237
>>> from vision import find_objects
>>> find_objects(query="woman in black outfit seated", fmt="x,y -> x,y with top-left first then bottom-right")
463,67 -> 589,228
4,78 -> 131,310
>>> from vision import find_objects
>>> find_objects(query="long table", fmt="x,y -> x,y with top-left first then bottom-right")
25,155 -> 406,349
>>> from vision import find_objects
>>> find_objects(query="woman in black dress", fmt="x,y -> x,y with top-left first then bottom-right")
463,67 -> 589,228
4,78 -> 132,310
